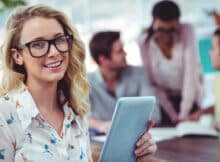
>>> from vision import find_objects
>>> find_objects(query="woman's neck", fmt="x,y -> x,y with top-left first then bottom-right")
26,78 -> 59,113
155,37 -> 173,59
26,78 -> 65,135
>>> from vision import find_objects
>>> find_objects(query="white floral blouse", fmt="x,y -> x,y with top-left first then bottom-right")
0,84 -> 92,162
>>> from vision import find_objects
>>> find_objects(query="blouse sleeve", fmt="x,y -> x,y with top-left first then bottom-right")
179,24 -> 203,119
0,101 -> 18,162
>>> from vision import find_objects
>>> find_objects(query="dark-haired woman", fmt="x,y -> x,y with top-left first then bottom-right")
138,0 -> 203,124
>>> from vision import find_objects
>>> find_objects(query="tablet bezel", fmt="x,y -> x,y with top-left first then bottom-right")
98,96 -> 155,162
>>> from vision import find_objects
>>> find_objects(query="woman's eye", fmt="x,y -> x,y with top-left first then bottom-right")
56,36 -> 67,44
30,41 -> 47,49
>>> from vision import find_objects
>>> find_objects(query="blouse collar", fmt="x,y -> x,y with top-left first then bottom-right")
7,83 -> 81,131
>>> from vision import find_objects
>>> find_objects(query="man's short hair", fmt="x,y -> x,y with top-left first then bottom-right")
89,31 -> 120,64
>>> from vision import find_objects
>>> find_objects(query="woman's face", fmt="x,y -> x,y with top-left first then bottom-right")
153,18 -> 179,47
12,17 -> 70,85
210,35 -> 220,70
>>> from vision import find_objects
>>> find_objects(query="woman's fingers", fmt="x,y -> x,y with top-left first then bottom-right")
135,138 -> 156,156
137,143 -> 157,157
136,120 -> 155,147
146,120 -> 155,132
135,120 -> 157,157
136,132 -> 151,147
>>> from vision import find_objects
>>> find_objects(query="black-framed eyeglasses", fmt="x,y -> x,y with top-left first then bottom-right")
154,27 -> 178,36
16,34 -> 73,58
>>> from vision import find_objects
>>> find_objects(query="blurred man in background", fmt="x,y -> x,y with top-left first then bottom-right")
88,31 -> 161,134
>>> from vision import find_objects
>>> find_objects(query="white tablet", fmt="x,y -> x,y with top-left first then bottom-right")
98,96 -> 155,162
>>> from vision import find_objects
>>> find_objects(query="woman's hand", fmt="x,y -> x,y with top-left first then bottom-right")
214,121 -> 220,131
185,110 -> 203,121
134,120 -> 157,158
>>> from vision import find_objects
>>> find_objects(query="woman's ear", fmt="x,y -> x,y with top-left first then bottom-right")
11,48 -> 24,65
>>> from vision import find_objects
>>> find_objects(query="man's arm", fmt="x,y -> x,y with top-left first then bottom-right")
88,117 -> 111,134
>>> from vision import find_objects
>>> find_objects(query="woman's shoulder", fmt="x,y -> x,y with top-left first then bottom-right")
180,23 -> 193,30
137,28 -> 151,45
0,95 -> 17,119
0,96 -> 19,131
179,23 -> 195,36
78,114 -> 89,128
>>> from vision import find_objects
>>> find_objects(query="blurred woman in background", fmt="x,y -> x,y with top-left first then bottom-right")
138,0 -> 203,124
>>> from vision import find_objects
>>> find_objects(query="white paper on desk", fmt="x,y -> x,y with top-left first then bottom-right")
150,128 -> 178,142
90,115 -> 218,143
176,121 -> 218,137
90,128 -> 178,143
91,128 -> 178,143
151,115 -> 218,142
91,135 -> 106,143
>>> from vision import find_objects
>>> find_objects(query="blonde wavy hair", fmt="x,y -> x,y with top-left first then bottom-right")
0,4 -> 90,117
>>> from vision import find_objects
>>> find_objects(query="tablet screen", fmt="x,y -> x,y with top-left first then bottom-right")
99,96 -> 155,162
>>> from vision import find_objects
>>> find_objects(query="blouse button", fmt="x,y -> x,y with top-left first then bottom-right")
68,144 -> 74,149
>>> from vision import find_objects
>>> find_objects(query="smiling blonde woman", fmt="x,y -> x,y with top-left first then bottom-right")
0,4 -> 91,162
0,4 -> 157,162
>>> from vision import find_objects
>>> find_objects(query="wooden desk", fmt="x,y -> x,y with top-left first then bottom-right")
91,136 -> 220,162
155,136 -> 220,162
91,141 -> 169,162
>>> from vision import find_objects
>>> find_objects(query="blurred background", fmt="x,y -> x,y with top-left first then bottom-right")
0,0 -> 220,73
1,0 -> 220,71
1,0 -> 220,106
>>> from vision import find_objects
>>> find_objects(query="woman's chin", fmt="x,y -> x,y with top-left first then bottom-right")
44,73 -> 65,83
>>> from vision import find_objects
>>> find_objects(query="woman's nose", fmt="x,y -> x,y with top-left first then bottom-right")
47,44 -> 59,57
